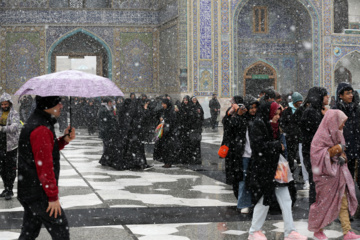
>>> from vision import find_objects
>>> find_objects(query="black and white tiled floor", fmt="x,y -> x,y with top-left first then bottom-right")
0,127 -> 352,239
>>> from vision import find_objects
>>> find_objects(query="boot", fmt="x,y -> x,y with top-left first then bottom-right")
4,190 -> 13,200
0,189 -> 7,197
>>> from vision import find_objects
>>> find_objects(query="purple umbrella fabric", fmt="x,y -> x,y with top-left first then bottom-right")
15,70 -> 124,97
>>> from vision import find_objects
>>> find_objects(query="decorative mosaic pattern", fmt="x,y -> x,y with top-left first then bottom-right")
333,45 -> 360,65
158,0 -> 178,24
114,28 -> 158,93
159,21 -> 179,93
0,9 -> 159,25
221,0 -> 229,34
221,41 -> 230,96
0,0 -> 47,8
112,0 -> 166,10
46,27 -> 114,54
0,27 -> 46,94
232,0 -> 321,96
199,61 -> 213,92
193,0 -> 199,94
178,0 -> 187,70
199,0 -> 212,59
323,0 -> 360,93
213,0 -> 219,95
221,0 -> 230,97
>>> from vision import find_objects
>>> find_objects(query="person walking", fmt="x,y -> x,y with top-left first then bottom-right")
178,96 -> 193,164
189,96 -> 204,164
122,99 -> 151,170
58,96 -> 69,133
153,98 -> 177,168
17,96 -> 75,240
236,97 -> 259,214
301,87 -> 329,206
221,95 -> 245,185
280,92 -> 303,173
0,93 -> 21,200
209,93 -> 221,130
98,97 -> 119,167
247,101 -> 307,240
332,83 -> 360,186
308,110 -> 360,240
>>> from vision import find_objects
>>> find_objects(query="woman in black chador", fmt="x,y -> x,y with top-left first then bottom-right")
189,96 -> 204,164
178,96 -> 193,164
122,99 -> 151,170
153,98 -> 177,168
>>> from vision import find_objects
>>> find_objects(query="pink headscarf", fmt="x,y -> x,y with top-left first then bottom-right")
308,109 -> 358,232
311,109 -> 347,177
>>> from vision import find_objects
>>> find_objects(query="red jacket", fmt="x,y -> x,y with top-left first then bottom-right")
30,126 -> 68,202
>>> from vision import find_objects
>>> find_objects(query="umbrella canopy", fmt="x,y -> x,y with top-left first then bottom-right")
15,70 -> 124,97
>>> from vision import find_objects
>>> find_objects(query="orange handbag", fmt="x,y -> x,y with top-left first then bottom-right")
218,145 -> 229,158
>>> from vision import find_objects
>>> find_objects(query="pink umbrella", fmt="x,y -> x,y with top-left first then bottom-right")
15,70 -> 124,128
15,70 -> 124,97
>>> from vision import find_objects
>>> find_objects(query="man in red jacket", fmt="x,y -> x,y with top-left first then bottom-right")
17,96 -> 75,240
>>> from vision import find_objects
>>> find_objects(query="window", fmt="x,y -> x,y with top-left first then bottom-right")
253,6 -> 268,33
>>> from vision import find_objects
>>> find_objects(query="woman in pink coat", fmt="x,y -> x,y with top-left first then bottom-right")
309,109 -> 359,240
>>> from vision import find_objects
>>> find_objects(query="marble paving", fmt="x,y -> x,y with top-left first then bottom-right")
0,127 -> 353,239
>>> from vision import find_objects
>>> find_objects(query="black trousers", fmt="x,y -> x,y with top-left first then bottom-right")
0,148 -> 17,192
210,112 -> 218,129
18,198 -> 69,240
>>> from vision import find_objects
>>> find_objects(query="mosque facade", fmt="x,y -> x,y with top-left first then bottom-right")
0,0 -> 359,99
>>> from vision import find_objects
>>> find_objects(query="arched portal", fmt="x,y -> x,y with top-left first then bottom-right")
335,67 -> 352,85
233,0 -> 320,96
243,61 -> 277,97
334,51 -> 360,90
47,28 -> 112,79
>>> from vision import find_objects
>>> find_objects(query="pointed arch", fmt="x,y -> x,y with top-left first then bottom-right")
232,0 -> 321,95
243,61 -> 277,96
47,28 -> 113,79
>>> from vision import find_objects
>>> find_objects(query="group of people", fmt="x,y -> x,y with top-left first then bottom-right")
98,93 -> 208,170
222,85 -> 360,239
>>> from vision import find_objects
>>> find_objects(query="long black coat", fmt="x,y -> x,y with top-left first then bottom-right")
332,83 -> 360,160
248,102 -> 282,206
153,105 -> 177,165
221,108 -> 248,187
98,105 -> 119,166
178,101 -> 193,164
188,102 -> 204,164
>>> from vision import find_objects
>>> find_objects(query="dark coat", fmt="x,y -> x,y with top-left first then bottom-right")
248,102 -> 282,206
18,109 -> 60,202
98,105 -> 118,140
301,87 -> 327,157
332,83 -> 360,160
209,98 -> 221,114
187,100 -> 204,164
122,104 -> 150,169
221,109 -> 248,185
280,105 -> 301,144
153,103 -> 177,164
178,97 -> 193,163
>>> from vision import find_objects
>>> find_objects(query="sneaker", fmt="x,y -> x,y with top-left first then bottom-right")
248,231 -> 267,240
4,191 -> 13,200
314,231 -> 328,240
0,190 -> 7,197
285,231 -> 307,240
241,208 -> 250,214
303,180 -> 310,190
162,164 -> 172,168
344,231 -> 360,240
